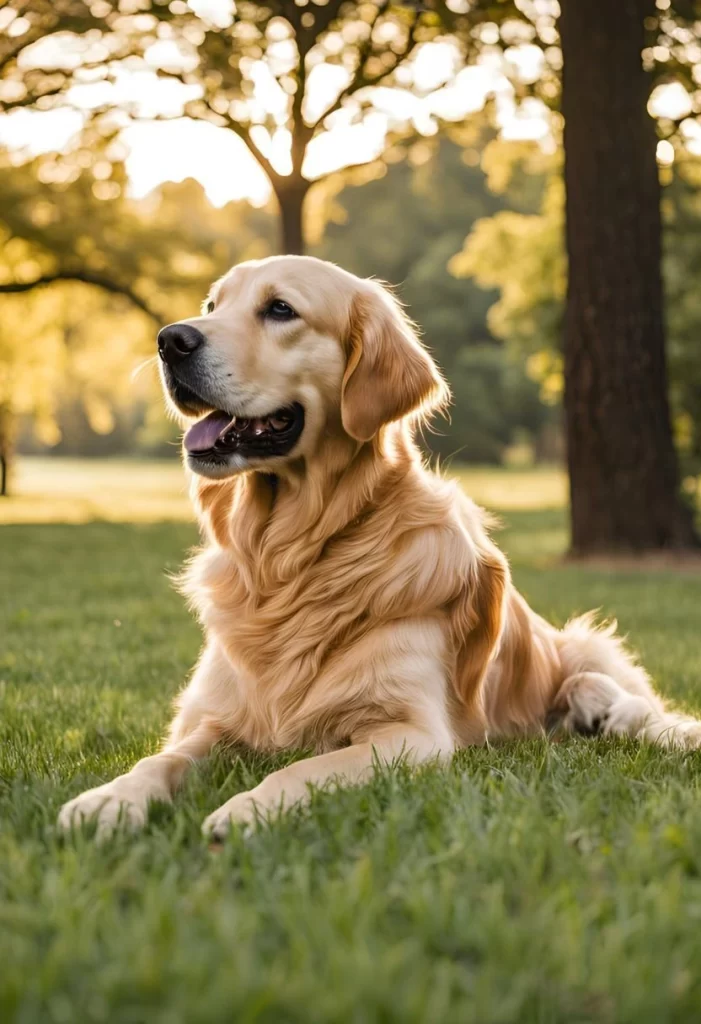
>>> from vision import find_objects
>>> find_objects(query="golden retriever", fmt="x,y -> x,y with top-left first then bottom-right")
58,255 -> 701,840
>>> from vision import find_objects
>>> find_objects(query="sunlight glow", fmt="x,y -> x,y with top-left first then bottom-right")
656,138 -> 675,165
649,81 -> 693,120
0,35 -> 557,207
681,118 -> 701,156
122,119 -> 270,206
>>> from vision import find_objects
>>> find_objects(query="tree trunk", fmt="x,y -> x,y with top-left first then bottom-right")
276,178 -> 310,255
560,0 -> 699,554
0,407 -> 14,497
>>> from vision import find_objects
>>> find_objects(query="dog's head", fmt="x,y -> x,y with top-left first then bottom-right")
157,255 -> 448,480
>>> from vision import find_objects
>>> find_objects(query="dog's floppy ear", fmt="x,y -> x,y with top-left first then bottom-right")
341,282 -> 448,442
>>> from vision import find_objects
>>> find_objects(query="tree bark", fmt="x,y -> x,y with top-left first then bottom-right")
560,0 -> 699,554
275,178 -> 310,255
0,407 -> 13,497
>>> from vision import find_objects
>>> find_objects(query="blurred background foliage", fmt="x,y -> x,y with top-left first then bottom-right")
6,129 -> 701,475
0,131 -> 560,469
2,0 -> 701,490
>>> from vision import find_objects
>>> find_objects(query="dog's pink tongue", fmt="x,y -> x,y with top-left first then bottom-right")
184,411 -> 232,453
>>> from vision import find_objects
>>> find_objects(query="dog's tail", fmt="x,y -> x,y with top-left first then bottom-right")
553,612 -> 701,749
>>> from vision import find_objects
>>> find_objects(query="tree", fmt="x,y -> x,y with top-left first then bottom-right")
559,0 -> 698,553
147,0 -> 458,255
0,1 -> 114,113
7,0 -> 550,257
1,0 -> 457,255
445,0 -> 701,551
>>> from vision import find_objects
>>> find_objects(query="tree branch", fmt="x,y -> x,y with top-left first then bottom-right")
129,99 -> 284,186
222,114 -> 284,187
0,82 -> 67,113
0,272 -> 165,325
285,0 -> 345,170
128,96 -> 281,187
311,0 -> 424,130
289,34 -> 310,176
0,31 -> 46,75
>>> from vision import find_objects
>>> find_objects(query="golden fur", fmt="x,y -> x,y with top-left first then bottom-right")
59,256 -> 701,839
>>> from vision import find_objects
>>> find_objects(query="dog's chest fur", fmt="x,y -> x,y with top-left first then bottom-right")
183,490 -> 464,751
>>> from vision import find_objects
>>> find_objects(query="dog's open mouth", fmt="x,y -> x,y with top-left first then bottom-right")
184,403 -> 305,461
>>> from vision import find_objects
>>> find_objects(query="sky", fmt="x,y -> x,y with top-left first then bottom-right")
0,2 -> 689,206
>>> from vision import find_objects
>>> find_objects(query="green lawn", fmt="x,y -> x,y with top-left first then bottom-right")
3,464 -> 701,1022
0,457 -> 568,524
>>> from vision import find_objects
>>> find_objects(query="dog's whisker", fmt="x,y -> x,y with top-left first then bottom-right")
131,356 -> 159,381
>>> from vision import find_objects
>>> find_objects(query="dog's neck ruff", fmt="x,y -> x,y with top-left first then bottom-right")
192,425 -> 421,572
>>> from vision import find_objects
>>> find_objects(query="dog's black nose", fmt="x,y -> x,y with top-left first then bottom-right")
157,323 -> 205,365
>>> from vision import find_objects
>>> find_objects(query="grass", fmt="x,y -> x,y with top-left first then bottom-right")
0,456 -> 192,523
2,460 -> 701,1023
0,456 -> 568,524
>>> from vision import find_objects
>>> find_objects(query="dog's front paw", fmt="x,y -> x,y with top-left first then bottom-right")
57,782 -> 148,839
202,790 -> 261,841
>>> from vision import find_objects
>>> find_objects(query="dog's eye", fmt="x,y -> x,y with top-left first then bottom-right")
204,299 -> 215,314
264,299 -> 298,321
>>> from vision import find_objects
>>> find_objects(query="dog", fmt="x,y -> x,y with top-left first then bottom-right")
58,255 -> 701,840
